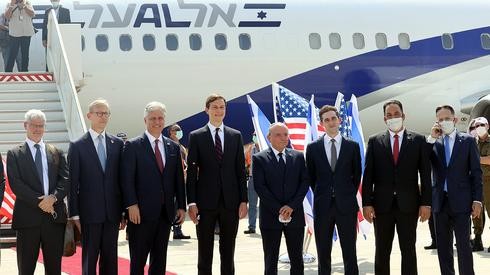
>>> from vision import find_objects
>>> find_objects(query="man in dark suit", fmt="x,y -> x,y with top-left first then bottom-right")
186,94 -> 248,275
306,105 -> 361,275
7,109 -> 68,275
122,101 -> 186,275
42,0 -> 71,48
253,123 -> 309,275
68,99 -> 125,275
427,105 -> 482,275
362,100 -> 431,275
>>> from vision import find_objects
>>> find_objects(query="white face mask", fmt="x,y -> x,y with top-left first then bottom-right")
386,117 -> 403,132
440,120 -> 455,135
476,126 -> 488,137
175,130 -> 183,140
51,1 -> 60,8
470,129 -> 477,137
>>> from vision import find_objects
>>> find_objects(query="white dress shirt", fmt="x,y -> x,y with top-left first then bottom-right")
88,128 -> 107,156
207,122 -> 224,151
323,133 -> 342,165
389,128 -> 405,153
145,130 -> 166,167
271,147 -> 286,163
26,138 -> 49,196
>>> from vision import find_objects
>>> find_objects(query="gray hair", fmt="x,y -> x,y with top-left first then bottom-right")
24,109 -> 47,123
88,98 -> 110,112
144,101 -> 166,118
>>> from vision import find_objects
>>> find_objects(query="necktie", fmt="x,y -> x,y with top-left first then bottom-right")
34,144 -> 44,192
330,139 -> 337,171
393,134 -> 399,165
215,128 -> 223,162
444,135 -> 451,192
155,139 -> 164,173
278,152 -> 286,173
97,135 -> 106,172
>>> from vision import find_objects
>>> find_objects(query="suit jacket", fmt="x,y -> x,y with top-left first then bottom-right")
252,148 -> 309,229
362,130 -> 431,214
186,125 -> 247,210
429,131 -> 482,213
42,6 -> 71,41
7,142 -> 68,229
121,134 -> 185,222
306,135 -> 362,215
68,132 -> 124,224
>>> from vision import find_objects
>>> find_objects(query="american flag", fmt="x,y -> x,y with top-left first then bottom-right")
274,85 -> 317,151
338,97 -> 352,137
0,158 -> 14,224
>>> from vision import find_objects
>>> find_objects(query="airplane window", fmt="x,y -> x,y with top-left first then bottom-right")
166,34 -> 179,51
481,33 -> 490,50
81,35 -> 85,51
143,34 -> 156,51
215,34 -> 227,50
329,33 -> 341,49
398,33 -> 411,50
353,33 -> 365,49
375,33 -> 387,49
309,33 -> 321,50
119,35 -> 132,51
96,35 -> 109,52
239,34 -> 251,50
189,34 -> 202,51
441,33 -> 454,50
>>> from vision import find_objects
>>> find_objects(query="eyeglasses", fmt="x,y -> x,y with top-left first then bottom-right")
91,112 -> 111,118
469,124 -> 486,131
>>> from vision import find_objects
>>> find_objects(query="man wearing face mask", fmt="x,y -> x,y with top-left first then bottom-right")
167,123 -> 191,240
467,117 -> 490,252
427,105 -> 482,275
362,100 -> 431,275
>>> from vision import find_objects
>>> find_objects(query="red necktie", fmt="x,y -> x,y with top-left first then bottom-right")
155,139 -> 164,173
393,134 -> 399,165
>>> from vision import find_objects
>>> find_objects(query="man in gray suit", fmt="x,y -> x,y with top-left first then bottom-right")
7,109 -> 68,275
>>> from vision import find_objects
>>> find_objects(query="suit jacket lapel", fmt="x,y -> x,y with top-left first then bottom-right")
334,137 -> 347,171
84,132 -> 104,173
223,127 -> 231,162
105,134 -> 113,170
449,132 -> 462,167
397,131 -> 411,164
284,148 -> 293,179
46,144 -> 56,192
142,134 -> 160,172
162,137 -> 173,171
435,138 -> 446,166
382,131 -> 394,165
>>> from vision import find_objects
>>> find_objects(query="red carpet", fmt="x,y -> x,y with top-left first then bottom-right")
13,248 -> 177,275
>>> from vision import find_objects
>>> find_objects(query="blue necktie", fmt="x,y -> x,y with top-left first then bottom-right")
34,144 -> 44,192
97,135 -> 106,172
444,135 -> 451,192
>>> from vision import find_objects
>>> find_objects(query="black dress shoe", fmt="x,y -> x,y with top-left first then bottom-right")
244,229 -> 256,234
173,233 -> 191,240
424,242 -> 437,250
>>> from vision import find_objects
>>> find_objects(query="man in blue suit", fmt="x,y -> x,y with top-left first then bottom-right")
305,105 -> 361,275
122,101 -> 186,275
427,105 -> 482,275
68,99 -> 125,275
253,122 -> 309,275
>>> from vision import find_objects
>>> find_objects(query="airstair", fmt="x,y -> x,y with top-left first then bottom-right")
0,10 -> 86,244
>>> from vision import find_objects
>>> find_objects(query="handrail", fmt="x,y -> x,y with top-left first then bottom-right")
46,10 -> 86,141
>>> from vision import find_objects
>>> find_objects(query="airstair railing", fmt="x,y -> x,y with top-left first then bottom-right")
46,9 -> 86,140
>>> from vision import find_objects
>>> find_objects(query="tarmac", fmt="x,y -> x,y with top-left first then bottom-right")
1,217 -> 490,274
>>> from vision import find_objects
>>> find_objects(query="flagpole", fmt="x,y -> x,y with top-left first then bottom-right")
272,83 -> 279,123
303,232 -> 316,263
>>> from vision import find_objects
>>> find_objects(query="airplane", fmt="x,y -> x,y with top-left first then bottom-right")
1,0 -> 487,141
1,0 -> 490,237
